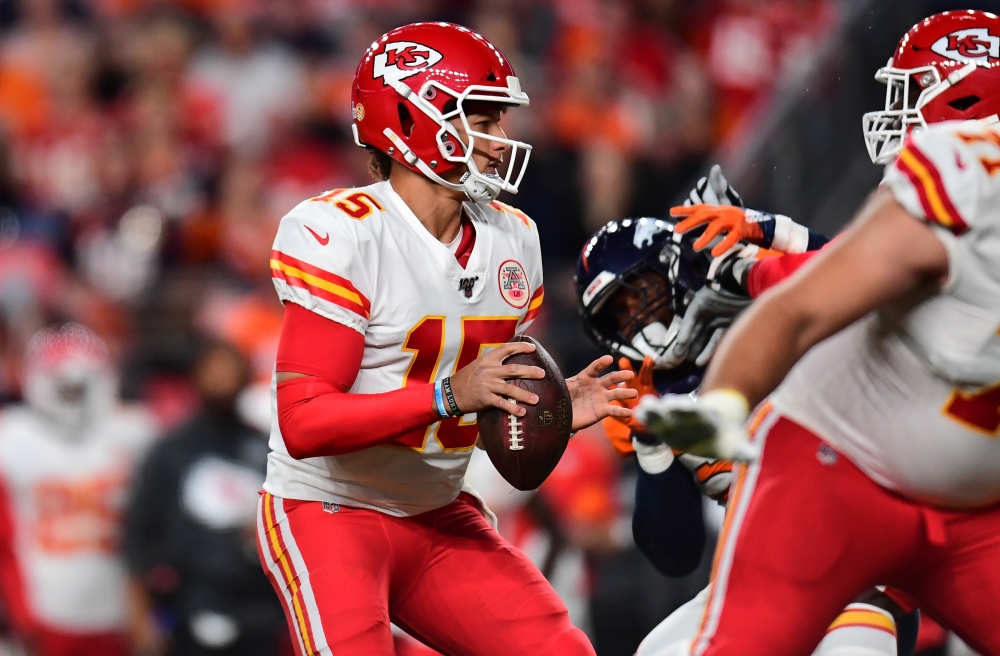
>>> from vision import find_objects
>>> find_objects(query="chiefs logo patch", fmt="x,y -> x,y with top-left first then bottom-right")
373,42 -> 443,86
498,260 -> 530,309
931,28 -> 1000,65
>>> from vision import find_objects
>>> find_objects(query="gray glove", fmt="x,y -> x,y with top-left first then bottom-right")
670,285 -> 751,367
684,164 -> 744,208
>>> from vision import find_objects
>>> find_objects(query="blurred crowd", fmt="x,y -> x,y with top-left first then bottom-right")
0,0 -> 839,654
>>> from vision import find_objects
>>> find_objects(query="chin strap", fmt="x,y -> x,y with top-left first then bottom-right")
383,128 -> 499,203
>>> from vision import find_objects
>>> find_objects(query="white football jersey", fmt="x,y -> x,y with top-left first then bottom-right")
772,120 -> 1000,508
265,181 -> 545,516
0,405 -> 156,632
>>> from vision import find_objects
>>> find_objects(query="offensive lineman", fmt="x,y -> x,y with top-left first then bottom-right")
639,10 -> 1000,655
576,173 -> 917,656
257,22 -> 635,656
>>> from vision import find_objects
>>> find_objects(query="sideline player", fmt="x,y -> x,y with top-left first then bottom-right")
638,10 -> 1000,656
576,194 -> 916,655
257,22 -> 636,656
0,324 -> 156,656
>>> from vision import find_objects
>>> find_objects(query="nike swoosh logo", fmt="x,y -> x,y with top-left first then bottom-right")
305,225 -> 329,245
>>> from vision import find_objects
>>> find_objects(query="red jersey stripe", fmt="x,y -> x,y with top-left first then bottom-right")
270,250 -> 371,313
896,142 -> 969,235
272,267 -> 370,320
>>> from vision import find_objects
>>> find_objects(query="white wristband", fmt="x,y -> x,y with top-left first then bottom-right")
771,214 -> 809,254
633,437 -> 675,474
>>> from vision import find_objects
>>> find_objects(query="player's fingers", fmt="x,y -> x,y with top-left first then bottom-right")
638,356 -> 655,388
670,204 -> 703,218
710,231 -> 742,257
607,386 -> 639,402
605,404 -> 634,419
493,381 -> 538,405
498,364 -> 545,380
617,357 -> 635,373
674,213 -> 713,234
491,341 -> 536,363
601,370 -> 635,388
579,354 -> 614,379
489,393 -> 526,417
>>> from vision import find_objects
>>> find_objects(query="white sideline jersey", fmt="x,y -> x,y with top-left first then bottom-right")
265,181 -> 545,516
0,405 -> 155,632
772,120 -> 1000,508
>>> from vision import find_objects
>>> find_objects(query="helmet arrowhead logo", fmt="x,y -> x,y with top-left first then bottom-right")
373,42 -> 443,86
931,28 -> 1000,65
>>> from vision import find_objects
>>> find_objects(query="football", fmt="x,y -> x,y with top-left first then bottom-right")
478,335 -> 573,491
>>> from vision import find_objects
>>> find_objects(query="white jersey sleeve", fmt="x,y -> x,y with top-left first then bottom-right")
880,120 -> 1000,386
270,192 -> 377,334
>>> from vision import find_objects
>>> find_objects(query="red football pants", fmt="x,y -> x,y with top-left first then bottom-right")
256,491 -> 594,656
693,412 -> 1000,656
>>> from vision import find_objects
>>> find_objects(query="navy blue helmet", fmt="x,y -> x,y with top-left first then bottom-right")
575,217 -> 715,391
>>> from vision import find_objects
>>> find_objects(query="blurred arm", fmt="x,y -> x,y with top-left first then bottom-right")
0,477 -> 36,639
632,461 -> 707,577
275,303 -> 438,459
701,192 -> 949,406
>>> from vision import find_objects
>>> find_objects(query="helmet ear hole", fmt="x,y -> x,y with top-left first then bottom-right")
397,103 -> 415,137
948,95 -> 981,112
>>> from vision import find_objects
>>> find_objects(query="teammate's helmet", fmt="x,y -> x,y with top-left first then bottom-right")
24,324 -> 117,430
863,10 -> 1000,164
575,218 -> 713,374
351,22 -> 531,203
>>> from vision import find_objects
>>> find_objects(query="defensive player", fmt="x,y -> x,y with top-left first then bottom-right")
0,324 -> 156,655
576,183 -> 917,656
257,22 -> 635,656
638,10 -> 1000,655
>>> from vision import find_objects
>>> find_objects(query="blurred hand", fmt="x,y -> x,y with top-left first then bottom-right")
449,341 -> 543,416
601,356 -> 656,455
635,390 -> 758,461
684,164 -> 744,208
672,205 -> 764,257
567,355 -> 637,431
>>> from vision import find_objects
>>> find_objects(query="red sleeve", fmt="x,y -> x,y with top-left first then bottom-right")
0,478 -> 37,637
276,302 -> 364,387
746,251 -> 819,298
274,302 -> 439,459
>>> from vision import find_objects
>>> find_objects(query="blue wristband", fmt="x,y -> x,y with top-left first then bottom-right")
433,380 -> 451,418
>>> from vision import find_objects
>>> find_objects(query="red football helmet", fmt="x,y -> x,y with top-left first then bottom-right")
863,10 -> 1000,164
351,22 -> 531,203
24,323 -> 116,429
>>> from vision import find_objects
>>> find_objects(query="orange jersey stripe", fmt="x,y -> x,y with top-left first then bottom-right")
489,200 -> 531,227
262,493 -> 317,655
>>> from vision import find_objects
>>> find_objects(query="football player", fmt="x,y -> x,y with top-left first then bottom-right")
0,324 -> 156,656
637,10 -> 1000,655
258,22 -> 635,656
576,180 -> 918,656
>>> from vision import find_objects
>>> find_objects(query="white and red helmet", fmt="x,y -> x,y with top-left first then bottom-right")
24,323 -> 116,430
351,22 -> 531,203
863,10 -> 1000,164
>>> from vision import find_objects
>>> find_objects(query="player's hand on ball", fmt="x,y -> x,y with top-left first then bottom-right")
567,355 -> 638,431
635,389 -> 759,461
449,341 -> 545,416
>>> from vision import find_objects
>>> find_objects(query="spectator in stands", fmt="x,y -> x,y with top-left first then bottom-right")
124,339 -> 287,656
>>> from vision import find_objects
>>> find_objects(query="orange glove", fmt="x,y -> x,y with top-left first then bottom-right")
600,356 -> 656,456
671,204 -> 764,257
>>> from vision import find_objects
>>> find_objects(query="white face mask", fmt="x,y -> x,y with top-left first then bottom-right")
25,357 -> 117,433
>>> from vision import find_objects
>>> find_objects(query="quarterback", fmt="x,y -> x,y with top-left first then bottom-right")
256,22 -> 634,656
639,10 -> 1000,656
